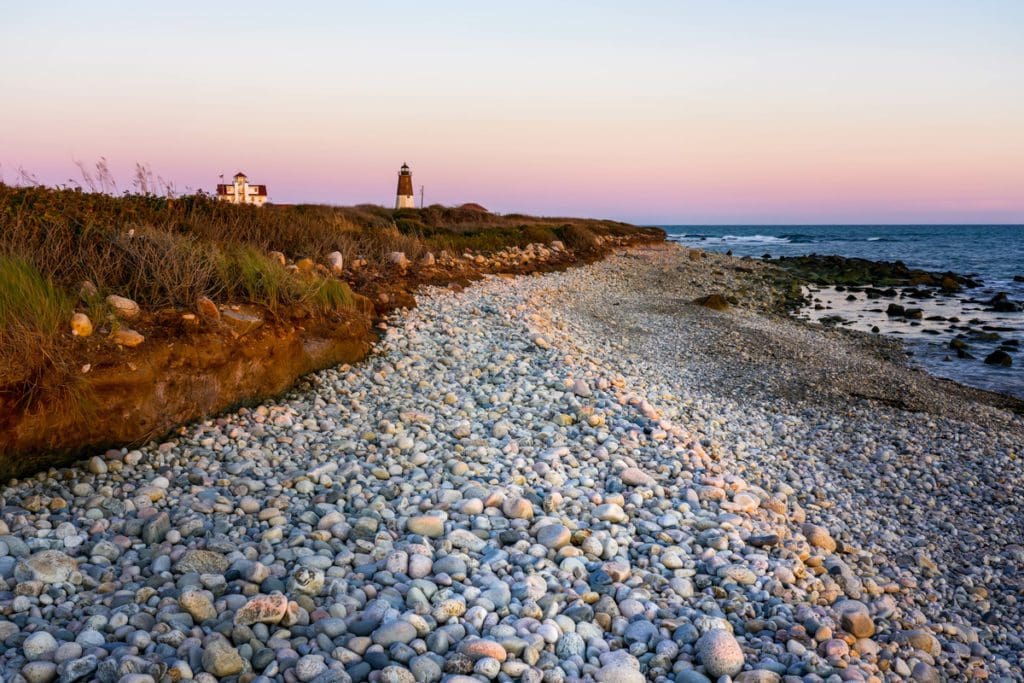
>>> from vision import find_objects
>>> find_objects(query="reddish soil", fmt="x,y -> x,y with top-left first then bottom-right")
0,235 -> 660,480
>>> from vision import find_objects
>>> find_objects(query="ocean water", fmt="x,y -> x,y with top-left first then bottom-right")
662,225 -> 1024,399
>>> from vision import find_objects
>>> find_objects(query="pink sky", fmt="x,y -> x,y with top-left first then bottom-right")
2,2 -> 1022,224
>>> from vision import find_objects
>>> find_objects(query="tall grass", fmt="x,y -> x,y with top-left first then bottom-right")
0,184 -> 655,313
0,183 -> 660,388
0,256 -> 73,385
0,256 -> 71,341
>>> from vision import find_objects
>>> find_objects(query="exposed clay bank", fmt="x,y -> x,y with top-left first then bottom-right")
0,313 -> 373,481
0,234 -> 661,481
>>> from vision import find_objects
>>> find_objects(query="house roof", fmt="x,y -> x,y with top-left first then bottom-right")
234,171 -> 247,179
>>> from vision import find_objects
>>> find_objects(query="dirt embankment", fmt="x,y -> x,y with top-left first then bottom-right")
0,312 -> 374,480
0,234 -> 662,480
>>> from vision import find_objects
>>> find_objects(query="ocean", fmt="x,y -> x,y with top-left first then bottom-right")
661,225 -> 1024,399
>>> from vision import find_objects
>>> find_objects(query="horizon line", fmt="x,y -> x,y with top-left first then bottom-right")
646,222 -> 1024,227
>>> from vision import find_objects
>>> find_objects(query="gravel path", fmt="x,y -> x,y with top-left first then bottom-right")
0,244 -> 1021,683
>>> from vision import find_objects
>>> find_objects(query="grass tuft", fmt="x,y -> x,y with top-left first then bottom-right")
303,278 -> 354,311
216,246 -> 290,310
0,256 -> 74,389
0,256 -> 71,337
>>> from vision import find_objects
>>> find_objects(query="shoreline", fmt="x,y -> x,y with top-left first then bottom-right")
664,228 -> 1023,403
0,243 -> 1021,681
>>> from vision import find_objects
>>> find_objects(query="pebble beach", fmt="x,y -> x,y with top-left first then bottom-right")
1,243 -> 1022,683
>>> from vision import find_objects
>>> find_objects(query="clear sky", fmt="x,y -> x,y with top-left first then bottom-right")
2,1 -> 1022,224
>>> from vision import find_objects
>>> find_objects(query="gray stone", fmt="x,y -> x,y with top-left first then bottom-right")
372,620 -> 417,646
201,637 -> 244,677
535,524 -> 571,549
696,629 -> 744,678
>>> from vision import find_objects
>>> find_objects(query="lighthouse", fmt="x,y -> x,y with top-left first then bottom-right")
395,163 -> 415,209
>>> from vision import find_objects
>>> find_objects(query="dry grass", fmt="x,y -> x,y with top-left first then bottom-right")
0,185 -> 655,309
0,183 -> 660,391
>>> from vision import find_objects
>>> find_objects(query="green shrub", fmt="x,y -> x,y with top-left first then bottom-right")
216,246 -> 290,309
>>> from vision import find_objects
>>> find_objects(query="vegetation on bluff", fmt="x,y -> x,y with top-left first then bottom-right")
0,183 -> 661,410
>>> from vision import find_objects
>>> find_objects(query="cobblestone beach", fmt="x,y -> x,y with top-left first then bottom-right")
1,244 -> 1022,683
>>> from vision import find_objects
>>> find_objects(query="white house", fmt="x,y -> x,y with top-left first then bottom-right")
217,172 -> 268,206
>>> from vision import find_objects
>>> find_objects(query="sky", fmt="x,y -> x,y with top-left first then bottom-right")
1,1 -> 1022,224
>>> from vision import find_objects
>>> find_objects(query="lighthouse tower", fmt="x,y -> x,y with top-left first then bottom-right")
395,163 -> 415,209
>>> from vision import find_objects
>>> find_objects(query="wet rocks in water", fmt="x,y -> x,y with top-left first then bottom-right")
984,349 -> 1013,367
885,303 -> 922,319
774,253 -> 981,288
986,292 -> 1022,312
941,275 -> 962,292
